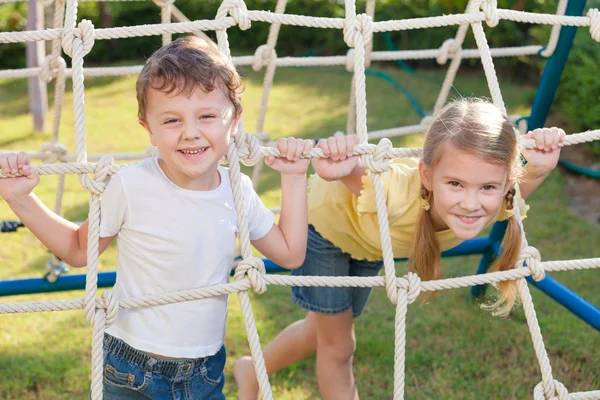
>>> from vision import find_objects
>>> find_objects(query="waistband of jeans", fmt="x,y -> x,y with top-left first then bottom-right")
104,333 -> 207,377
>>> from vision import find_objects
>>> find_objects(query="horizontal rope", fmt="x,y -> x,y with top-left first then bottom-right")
1,9 -> 596,44
0,45 -> 542,80
2,257 -> 598,315
1,129 -> 598,179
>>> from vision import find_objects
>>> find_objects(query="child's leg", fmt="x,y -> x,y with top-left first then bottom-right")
314,308 -> 358,400
234,312 -> 318,400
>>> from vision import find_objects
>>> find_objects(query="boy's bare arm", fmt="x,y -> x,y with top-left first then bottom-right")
7,193 -> 115,268
251,138 -> 313,269
252,174 -> 308,269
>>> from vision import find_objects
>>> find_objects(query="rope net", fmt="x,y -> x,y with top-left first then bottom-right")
1,0 -> 600,398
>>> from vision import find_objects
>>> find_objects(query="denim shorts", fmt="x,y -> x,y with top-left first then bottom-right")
101,334 -> 226,400
292,225 -> 383,318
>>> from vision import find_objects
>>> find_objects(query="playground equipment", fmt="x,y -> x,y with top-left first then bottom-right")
1,0 -> 600,398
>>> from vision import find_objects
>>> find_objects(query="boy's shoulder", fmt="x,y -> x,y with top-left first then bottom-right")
113,158 -> 159,182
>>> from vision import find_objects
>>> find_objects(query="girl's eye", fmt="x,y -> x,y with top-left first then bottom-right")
482,185 -> 495,191
448,181 -> 462,187
163,119 -> 178,125
200,115 -> 215,120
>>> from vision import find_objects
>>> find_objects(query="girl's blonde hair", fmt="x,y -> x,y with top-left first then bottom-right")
409,98 -> 523,316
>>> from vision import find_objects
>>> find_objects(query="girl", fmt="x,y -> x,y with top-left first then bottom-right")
234,98 -> 565,400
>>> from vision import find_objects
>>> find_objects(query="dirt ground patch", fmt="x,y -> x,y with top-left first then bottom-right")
560,146 -> 600,225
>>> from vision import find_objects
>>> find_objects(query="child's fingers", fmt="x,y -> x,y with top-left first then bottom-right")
285,138 -> 296,161
0,156 -> 9,174
336,136 -> 347,160
21,165 -> 37,180
316,139 -> 329,154
303,139 -> 314,156
6,153 -> 18,174
17,152 -> 30,169
265,156 -> 274,166
276,138 -> 289,160
346,136 -> 356,158
327,137 -> 339,161
293,139 -> 304,161
530,128 -> 545,150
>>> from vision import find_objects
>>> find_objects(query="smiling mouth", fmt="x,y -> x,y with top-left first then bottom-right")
455,215 -> 483,224
179,147 -> 208,156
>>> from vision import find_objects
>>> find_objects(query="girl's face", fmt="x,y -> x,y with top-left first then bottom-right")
420,143 -> 511,240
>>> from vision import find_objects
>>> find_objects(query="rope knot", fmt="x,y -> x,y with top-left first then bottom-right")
62,19 -> 95,58
480,0 -> 499,27
102,290 -> 119,328
403,272 -> 422,304
252,44 -> 276,71
217,0 -> 251,31
360,138 -> 392,174
519,246 -> 545,282
589,8 -> 600,42
234,127 -> 262,166
436,39 -> 459,65
343,14 -> 373,48
40,142 -> 68,163
80,156 -> 113,195
533,379 -> 569,400
234,257 -> 267,294
39,56 -> 66,83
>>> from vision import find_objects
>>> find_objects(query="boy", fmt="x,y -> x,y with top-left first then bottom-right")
0,36 -> 313,399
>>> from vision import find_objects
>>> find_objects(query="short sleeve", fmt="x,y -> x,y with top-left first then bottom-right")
356,160 -> 421,223
241,174 -> 275,240
100,171 -> 127,238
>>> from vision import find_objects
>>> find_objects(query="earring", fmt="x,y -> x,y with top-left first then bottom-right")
421,187 -> 431,211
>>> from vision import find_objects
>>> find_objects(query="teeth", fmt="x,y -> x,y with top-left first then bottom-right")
181,148 -> 205,155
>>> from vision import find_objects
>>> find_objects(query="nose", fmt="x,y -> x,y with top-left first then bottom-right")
460,190 -> 480,212
182,121 -> 202,141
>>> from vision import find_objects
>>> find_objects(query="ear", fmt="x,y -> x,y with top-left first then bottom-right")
503,179 -> 515,196
139,119 -> 156,146
230,108 -> 243,139
419,159 -> 432,191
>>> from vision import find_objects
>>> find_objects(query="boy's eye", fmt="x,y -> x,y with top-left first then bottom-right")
163,119 -> 178,125
199,114 -> 215,120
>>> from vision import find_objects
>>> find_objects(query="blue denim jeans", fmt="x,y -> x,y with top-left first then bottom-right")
101,334 -> 226,400
292,225 -> 383,318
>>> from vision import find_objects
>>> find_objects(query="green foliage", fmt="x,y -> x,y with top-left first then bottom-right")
556,3 -> 600,158
0,0 -> 553,73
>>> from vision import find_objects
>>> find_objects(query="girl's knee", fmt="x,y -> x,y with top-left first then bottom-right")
318,332 -> 356,362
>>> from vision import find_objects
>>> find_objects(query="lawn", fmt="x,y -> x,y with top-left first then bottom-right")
0,64 -> 599,399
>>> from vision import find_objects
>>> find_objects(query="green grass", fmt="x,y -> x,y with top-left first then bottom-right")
0,65 -> 598,399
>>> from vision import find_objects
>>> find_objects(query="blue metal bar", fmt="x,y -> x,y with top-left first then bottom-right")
0,238 -> 492,297
527,273 -> 600,331
527,0 -> 588,130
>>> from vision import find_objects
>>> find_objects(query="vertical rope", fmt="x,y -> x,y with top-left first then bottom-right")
227,139 -> 274,400
214,3 -> 272,398
393,289 -> 408,400
470,21 -> 506,114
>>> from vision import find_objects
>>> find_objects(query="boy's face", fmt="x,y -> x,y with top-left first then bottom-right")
140,84 -> 240,190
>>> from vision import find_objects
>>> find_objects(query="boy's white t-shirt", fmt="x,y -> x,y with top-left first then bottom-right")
100,158 -> 274,358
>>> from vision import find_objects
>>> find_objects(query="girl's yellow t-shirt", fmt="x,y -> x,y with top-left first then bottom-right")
307,158 -> 528,262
